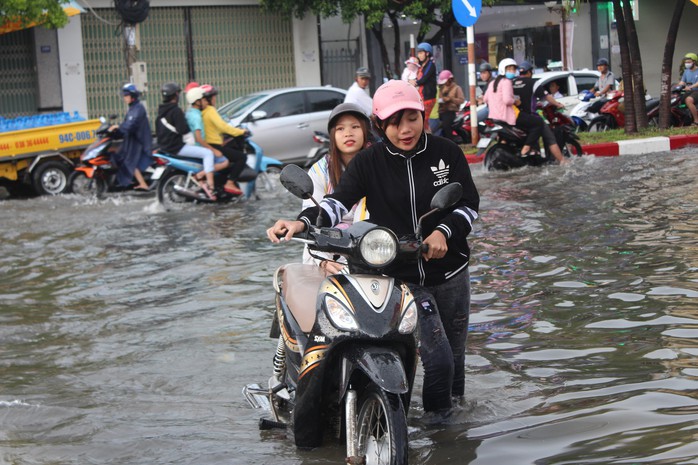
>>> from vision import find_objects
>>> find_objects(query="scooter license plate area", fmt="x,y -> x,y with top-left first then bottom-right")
150,166 -> 165,180
476,137 -> 491,149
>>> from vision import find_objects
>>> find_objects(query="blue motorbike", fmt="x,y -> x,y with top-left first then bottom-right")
153,129 -> 283,209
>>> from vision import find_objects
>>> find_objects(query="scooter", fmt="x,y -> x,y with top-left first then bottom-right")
303,131 -> 330,169
646,84 -> 694,127
587,91 -> 625,132
244,164 -> 463,465
154,126 -> 283,209
67,115 -> 163,198
569,90 -> 602,132
479,117 -> 582,172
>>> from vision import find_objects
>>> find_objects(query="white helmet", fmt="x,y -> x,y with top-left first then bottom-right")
186,87 -> 205,105
498,58 -> 518,76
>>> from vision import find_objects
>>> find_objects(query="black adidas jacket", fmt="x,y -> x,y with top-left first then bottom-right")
299,134 -> 479,287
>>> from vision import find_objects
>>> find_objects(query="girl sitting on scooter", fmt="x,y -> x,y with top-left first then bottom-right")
302,102 -> 372,274
268,79 -> 480,418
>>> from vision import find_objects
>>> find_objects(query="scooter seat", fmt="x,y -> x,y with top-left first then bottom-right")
280,263 -> 328,333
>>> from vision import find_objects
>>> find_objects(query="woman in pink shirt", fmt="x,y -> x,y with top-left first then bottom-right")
484,58 -> 538,157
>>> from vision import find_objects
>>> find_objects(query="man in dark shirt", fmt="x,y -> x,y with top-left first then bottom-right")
512,61 -> 566,163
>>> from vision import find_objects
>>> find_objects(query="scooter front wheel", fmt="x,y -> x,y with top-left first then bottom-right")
67,170 -> 107,198
356,386 -> 408,465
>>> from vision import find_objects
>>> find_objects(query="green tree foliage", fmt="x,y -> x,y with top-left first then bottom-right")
0,0 -> 70,30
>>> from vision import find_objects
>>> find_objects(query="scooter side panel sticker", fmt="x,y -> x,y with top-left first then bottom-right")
299,345 -> 328,380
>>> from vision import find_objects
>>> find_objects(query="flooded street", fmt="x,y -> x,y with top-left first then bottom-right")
2,150 -> 698,464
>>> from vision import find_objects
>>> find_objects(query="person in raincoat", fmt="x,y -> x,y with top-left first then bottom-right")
109,83 -> 152,190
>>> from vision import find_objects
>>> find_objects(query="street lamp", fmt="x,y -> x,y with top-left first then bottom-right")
545,0 -> 574,71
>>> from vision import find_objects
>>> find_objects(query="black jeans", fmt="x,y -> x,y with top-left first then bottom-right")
408,268 -> 471,412
211,143 -> 246,181
515,112 -> 543,148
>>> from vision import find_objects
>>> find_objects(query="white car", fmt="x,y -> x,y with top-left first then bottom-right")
217,86 -> 347,163
531,70 -> 618,115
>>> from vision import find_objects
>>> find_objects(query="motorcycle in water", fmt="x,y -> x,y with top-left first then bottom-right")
154,126 -> 283,209
479,116 -> 582,172
303,131 -> 330,169
646,85 -> 694,128
244,164 -> 463,465
67,116 -> 163,197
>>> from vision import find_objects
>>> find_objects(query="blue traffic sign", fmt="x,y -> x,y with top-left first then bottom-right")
452,0 -> 482,27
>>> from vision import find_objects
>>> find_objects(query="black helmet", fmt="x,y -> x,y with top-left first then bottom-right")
479,62 -> 493,72
327,102 -> 370,132
597,58 -> 609,67
161,82 -> 181,101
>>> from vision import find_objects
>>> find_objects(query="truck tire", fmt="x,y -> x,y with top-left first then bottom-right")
32,160 -> 71,196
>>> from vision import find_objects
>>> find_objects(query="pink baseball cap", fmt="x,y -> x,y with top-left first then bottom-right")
437,70 -> 454,85
372,80 -> 424,120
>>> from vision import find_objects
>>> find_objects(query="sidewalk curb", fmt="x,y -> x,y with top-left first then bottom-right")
466,134 -> 698,164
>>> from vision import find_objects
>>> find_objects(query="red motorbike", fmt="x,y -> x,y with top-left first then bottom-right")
646,85 -> 694,128
587,91 -> 624,132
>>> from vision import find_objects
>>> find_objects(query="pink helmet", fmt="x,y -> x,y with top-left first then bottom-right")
372,79 -> 424,120
184,81 -> 200,93
437,70 -> 454,85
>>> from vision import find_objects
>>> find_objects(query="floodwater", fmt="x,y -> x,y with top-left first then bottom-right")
2,150 -> 698,465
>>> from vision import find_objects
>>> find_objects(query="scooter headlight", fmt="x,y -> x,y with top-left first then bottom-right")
398,299 -> 418,334
325,295 -> 358,331
83,143 -> 107,161
358,227 -> 397,267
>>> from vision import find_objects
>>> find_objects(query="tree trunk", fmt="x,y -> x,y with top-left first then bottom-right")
659,0 -> 686,128
389,11 -> 401,78
612,0 -> 637,133
622,0 -> 648,129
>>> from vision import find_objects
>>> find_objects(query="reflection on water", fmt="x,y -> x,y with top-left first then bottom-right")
1,150 -> 698,464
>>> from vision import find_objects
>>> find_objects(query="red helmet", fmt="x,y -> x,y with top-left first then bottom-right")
372,80 -> 424,120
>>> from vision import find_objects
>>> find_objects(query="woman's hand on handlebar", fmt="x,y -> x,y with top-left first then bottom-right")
422,230 -> 447,261
267,220 -> 305,243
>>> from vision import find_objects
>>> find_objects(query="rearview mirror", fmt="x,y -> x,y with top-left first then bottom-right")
280,164 -> 314,200
249,110 -> 267,122
430,182 -> 462,210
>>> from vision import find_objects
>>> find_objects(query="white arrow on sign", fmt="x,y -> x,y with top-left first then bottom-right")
461,0 -> 476,17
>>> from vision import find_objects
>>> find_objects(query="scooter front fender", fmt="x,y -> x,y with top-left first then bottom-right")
339,345 -> 408,400
74,166 -> 95,178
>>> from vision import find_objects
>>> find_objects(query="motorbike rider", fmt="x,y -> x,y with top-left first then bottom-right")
678,52 -> 698,126
437,70 -> 465,144
303,102 -> 372,273
108,83 -> 152,191
476,62 -> 494,123
267,79 -> 480,422
410,42 -> 438,133
186,85 -> 243,196
513,61 -> 567,163
200,85 -> 249,196
155,82 -> 219,201
343,67 -> 373,116
590,58 -> 615,97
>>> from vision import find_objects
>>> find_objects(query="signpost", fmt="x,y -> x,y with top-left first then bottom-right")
452,0 -> 482,144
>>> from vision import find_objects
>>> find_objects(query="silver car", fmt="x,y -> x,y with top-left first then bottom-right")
218,86 -> 347,163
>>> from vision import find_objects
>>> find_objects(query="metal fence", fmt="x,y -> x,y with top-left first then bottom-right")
81,6 -> 295,123
0,29 -> 38,118
321,40 -> 359,90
